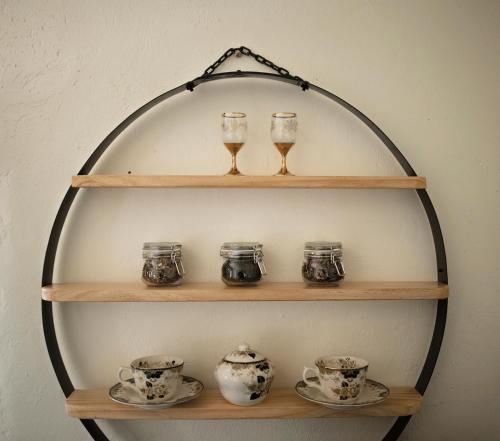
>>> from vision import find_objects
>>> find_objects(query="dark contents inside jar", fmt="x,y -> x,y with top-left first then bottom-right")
302,257 -> 344,285
222,258 -> 262,285
142,256 -> 182,286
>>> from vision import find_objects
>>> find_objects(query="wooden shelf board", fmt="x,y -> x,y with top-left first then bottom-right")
72,175 -> 426,189
42,281 -> 448,302
66,387 -> 421,420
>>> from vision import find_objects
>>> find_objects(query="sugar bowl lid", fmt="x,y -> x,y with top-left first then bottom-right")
223,343 -> 266,363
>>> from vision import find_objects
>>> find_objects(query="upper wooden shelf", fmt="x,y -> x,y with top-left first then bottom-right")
42,281 -> 448,302
71,175 -> 427,189
66,387 -> 422,420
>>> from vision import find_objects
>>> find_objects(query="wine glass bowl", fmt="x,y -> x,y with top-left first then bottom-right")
271,112 -> 297,176
222,112 -> 247,175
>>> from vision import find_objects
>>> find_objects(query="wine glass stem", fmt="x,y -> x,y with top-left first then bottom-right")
227,153 -> 239,175
232,153 -> 237,172
280,153 -> 287,175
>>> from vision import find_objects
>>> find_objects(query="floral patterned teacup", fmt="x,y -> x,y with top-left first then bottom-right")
303,355 -> 368,404
118,355 -> 183,403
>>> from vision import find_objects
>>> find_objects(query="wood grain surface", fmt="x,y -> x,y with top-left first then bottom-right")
42,281 -> 448,302
72,175 -> 427,189
66,387 -> 422,420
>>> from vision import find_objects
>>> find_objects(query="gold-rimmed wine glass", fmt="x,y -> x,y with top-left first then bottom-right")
271,112 -> 297,175
222,112 -> 247,175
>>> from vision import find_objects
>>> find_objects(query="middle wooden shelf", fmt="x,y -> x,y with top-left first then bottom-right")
42,281 -> 448,302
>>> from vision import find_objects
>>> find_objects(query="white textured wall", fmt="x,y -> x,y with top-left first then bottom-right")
1,1 -> 499,440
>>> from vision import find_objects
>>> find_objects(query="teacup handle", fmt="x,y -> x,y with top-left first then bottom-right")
117,366 -> 143,395
118,366 -> 133,383
303,367 -> 322,392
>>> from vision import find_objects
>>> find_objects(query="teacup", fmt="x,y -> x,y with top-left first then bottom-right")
118,355 -> 183,402
303,355 -> 368,403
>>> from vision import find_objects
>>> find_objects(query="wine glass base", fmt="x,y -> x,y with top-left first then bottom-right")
274,170 -> 294,176
226,169 -> 242,176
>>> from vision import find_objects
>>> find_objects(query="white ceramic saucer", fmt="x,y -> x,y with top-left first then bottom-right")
109,375 -> 204,410
295,378 -> 389,410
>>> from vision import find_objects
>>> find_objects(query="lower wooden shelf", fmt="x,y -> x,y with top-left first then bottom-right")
66,387 -> 422,420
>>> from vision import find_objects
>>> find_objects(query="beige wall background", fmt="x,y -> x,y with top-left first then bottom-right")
1,1 -> 499,440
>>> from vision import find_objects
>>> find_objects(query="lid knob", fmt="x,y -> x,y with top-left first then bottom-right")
238,343 -> 250,352
223,343 -> 266,363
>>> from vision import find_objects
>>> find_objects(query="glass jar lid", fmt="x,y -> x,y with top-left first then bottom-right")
220,242 -> 263,258
143,242 -> 182,259
223,343 -> 267,363
304,241 -> 342,258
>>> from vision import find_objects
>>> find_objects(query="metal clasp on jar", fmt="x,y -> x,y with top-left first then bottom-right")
254,250 -> 267,275
171,251 -> 186,276
331,253 -> 346,276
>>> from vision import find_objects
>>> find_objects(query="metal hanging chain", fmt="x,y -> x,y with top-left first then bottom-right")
187,46 -> 309,91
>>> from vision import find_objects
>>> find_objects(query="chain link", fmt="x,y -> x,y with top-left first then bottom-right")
203,48 -> 236,76
198,46 -> 309,91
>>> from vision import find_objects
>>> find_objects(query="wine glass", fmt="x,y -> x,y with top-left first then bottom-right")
271,112 -> 297,176
222,112 -> 247,175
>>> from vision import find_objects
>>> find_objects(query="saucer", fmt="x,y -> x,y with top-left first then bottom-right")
109,375 -> 204,410
295,378 -> 389,410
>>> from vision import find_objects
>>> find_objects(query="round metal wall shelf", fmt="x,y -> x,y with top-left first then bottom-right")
41,47 -> 447,441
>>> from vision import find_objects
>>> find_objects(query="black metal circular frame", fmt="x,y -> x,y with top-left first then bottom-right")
42,65 -> 447,441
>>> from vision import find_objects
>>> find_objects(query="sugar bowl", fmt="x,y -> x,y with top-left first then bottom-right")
214,343 -> 274,406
